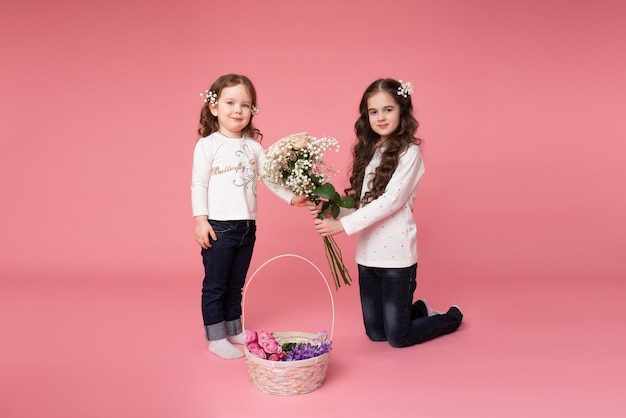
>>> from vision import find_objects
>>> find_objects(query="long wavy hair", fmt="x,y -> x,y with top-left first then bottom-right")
197,73 -> 262,140
345,78 -> 422,208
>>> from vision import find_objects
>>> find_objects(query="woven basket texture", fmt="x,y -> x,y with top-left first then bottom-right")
244,331 -> 330,395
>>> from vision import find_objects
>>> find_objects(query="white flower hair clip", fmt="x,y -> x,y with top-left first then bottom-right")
251,105 -> 259,115
397,80 -> 414,98
200,90 -> 218,105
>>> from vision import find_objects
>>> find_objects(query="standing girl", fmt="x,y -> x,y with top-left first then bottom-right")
312,78 -> 463,347
191,73 -> 305,359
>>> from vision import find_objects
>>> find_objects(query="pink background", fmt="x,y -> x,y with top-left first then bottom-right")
2,0 -> 625,417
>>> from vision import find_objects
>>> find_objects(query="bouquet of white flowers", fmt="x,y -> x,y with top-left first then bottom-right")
262,132 -> 355,290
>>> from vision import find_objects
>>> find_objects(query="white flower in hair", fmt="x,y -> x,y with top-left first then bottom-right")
252,105 -> 259,115
200,89 -> 218,105
397,80 -> 414,98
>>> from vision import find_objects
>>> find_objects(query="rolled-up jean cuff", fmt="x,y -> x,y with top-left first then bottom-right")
225,318 -> 242,336
205,322 -> 227,340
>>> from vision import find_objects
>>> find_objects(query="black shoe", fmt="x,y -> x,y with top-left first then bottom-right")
447,305 -> 463,326
411,300 -> 428,319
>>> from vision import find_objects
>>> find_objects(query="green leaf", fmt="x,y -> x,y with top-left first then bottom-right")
330,204 -> 340,219
282,342 -> 297,352
339,196 -> 355,208
314,183 -> 336,200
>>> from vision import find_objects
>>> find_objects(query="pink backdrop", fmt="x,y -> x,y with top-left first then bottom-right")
1,0 -> 626,416
2,0 -> 624,283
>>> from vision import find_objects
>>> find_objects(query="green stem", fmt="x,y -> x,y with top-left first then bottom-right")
323,237 -> 340,290
322,236 -> 352,289
329,237 -> 352,285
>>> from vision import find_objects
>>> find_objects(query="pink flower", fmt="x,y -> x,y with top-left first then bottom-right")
261,338 -> 281,354
257,330 -> 273,347
267,354 -> 280,361
247,342 -> 266,359
243,329 -> 257,344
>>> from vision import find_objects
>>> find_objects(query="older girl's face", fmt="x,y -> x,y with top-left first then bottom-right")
367,91 -> 400,142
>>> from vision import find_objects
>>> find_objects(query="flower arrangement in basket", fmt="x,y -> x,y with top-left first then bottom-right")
262,132 -> 355,290
244,329 -> 332,361
242,254 -> 335,396
243,330 -> 332,395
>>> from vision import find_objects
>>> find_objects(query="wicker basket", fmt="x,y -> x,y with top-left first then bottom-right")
242,254 -> 335,395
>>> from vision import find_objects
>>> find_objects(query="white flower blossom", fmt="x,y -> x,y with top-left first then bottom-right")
200,89 -> 218,105
262,133 -> 340,199
397,80 -> 413,98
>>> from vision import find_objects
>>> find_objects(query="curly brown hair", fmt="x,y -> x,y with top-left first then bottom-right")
197,73 -> 262,140
345,78 -> 422,208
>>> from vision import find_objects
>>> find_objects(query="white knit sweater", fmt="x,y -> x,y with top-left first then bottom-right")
191,132 -> 293,220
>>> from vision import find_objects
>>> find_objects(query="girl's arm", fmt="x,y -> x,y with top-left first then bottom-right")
191,138 -> 214,217
191,138 -> 215,248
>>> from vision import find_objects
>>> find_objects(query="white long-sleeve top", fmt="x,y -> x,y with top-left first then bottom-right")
191,132 -> 293,220
340,143 -> 425,268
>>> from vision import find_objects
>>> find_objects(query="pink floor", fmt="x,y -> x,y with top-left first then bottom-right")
2,266 -> 624,418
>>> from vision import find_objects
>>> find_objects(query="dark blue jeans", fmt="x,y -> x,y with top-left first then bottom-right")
358,264 -> 461,347
201,220 -> 256,340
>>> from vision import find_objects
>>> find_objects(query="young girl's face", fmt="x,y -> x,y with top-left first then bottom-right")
209,84 -> 254,138
367,91 -> 400,142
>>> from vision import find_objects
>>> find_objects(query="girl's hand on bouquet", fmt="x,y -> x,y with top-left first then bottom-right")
307,200 -> 324,219
313,217 -> 345,237
290,195 -> 309,207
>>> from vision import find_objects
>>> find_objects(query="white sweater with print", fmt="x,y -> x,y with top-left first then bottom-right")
191,132 -> 293,220
340,143 -> 425,268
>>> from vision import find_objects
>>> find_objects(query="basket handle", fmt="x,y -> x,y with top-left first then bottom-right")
242,253 -> 335,340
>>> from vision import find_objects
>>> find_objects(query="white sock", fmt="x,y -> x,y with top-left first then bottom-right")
429,306 -> 444,316
421,299 -> 443,316
227,333 -> 244,345
209,338 -> 244,359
